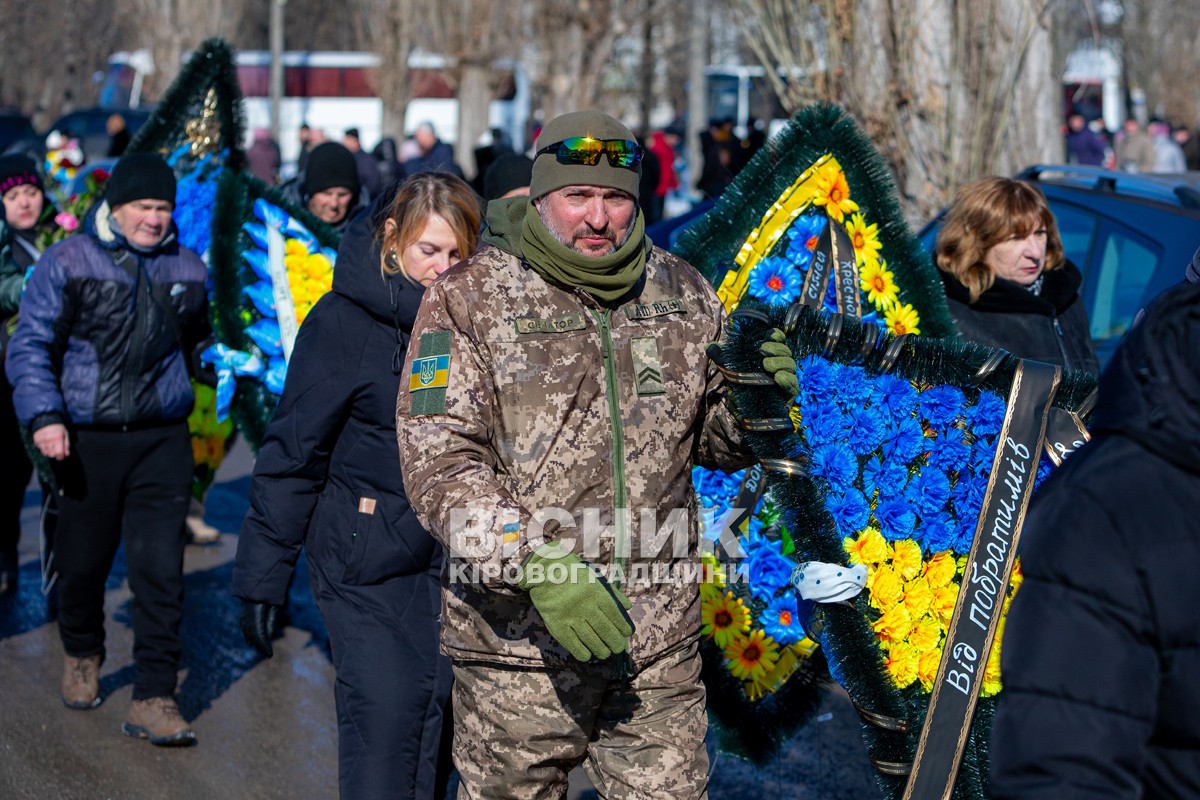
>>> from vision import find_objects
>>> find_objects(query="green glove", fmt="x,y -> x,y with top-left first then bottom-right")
760,328 -> 800,398
519,543 -> 634,662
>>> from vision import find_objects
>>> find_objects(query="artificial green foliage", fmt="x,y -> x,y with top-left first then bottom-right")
127,37 -> 247,173
700,638 -> 829,765
716,298 -> 1096,799
208,170 -> 340,452
673,104 -> 956,341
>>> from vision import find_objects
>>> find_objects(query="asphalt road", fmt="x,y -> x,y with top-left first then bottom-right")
0,439 -> 880,799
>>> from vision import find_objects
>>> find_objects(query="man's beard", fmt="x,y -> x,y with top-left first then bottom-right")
541,210 -> 635,256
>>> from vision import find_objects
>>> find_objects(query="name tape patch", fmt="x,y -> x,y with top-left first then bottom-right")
624,298 -> 686,320
514,312 -> 587,335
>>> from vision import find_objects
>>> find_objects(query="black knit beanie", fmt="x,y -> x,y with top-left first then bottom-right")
483,153 -> 534,202
303,142 -> 360,197
530,110 -> 641,200
0,154 -> 43,196
106,152 -> 176,207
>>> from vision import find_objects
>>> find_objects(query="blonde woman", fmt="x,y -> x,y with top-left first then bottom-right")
936,176 -> 1098,373
234,173 -> 481,798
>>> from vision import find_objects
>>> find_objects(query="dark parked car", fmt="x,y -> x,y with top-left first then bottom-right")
0,111 -> 40,158
917,165 -> 1200,365
45,107 -> 153,163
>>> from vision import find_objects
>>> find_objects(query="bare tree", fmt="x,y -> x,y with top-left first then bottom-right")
123,0 -> 254,99
0,0 -> 122,128
725,0 -> 1062,221
351,0 -> 418,141
412,0 -> 526,176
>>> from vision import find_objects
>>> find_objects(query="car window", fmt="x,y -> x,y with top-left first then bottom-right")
1045,201 -> 1096,272
1087,226 -> 1160,343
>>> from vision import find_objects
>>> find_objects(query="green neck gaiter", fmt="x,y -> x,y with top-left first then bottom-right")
520,201 -> 648,303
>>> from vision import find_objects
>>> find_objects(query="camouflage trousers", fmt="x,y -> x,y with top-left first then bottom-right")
452,640 -> 709,799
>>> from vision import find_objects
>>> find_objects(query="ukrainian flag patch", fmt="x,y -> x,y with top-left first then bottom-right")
409,330 -> 452,415
409,354 -> 450,391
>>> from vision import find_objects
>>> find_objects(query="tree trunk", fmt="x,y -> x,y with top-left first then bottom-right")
456,61 -> 493,178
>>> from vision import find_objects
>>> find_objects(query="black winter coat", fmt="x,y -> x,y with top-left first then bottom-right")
941,261 -> 1099,374
233,196 -> 437,605
990,280 -> 1200,799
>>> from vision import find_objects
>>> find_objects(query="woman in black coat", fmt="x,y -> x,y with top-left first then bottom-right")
936,176 -> 1099,374
233,173 -> 482,799
990,280 -> 1200,798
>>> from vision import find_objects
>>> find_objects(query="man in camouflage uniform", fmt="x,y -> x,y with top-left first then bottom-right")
397,110 -> 754,799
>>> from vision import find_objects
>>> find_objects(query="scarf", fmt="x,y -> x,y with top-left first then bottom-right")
483,196 -> 649,303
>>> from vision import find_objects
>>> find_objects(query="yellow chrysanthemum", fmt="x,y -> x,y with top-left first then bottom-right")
869,565 -> 905,611
701,591 -> 751,649
931,585 -> 959,627
885,302 -> 921,336
884,641 -> 920,689
285,253 -> 307,275
284,238 -> 309,256
918,647 -> 942,692
981,636 -> 1004,697
846,212 -> 882,268
304,253 -> 333,281
872,603 -> 913,645
1010,558 -> 1024,592
907,614 -> 942,652
903,577 -> 934,620
844,527 -> 889,567
892,539 -> 923,581
924,551 -> 958,588
724,629 -> 780,682
812,167 -> 859,224
859,260 -> 898,310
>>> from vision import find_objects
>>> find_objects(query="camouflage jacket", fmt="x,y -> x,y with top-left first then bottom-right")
396,243 -> 754,669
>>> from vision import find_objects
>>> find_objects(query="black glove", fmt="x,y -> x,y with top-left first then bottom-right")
191,337 -> 219,388
240,601 -> 280,659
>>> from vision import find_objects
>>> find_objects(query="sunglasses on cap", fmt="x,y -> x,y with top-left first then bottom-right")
534,137 -> 643,170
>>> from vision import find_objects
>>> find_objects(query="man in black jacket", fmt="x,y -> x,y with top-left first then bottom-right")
990,279 -> 1200,798
5,152 -> 208,746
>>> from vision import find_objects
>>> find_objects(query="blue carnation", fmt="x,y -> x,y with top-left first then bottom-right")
833,364 -> 873,409
921,512 -> 956,554
927,428 -> 972,472
797,355 -> 840,405
762,591 -> 809,646
847,406 -> 888,456
882,418 -> 927,464
919,385 -> 966,429
875,495 -> 917,541
967,391 -> 1007,437
810,441 -> 858,493
906,468 -> 951,518
748,259 -> 804,307
951,474 -> 987,522
871,374 -> 920,418
970,438 -> 998,477
799,400 -> 851,448
863,455 -> 909,498
952,514 -> 978,554
825,487 -> 871,536
748,543 -> 797,602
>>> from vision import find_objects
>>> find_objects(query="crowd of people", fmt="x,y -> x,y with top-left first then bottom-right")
1065,110 -> 1200,172
2,97 -> 1200,800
